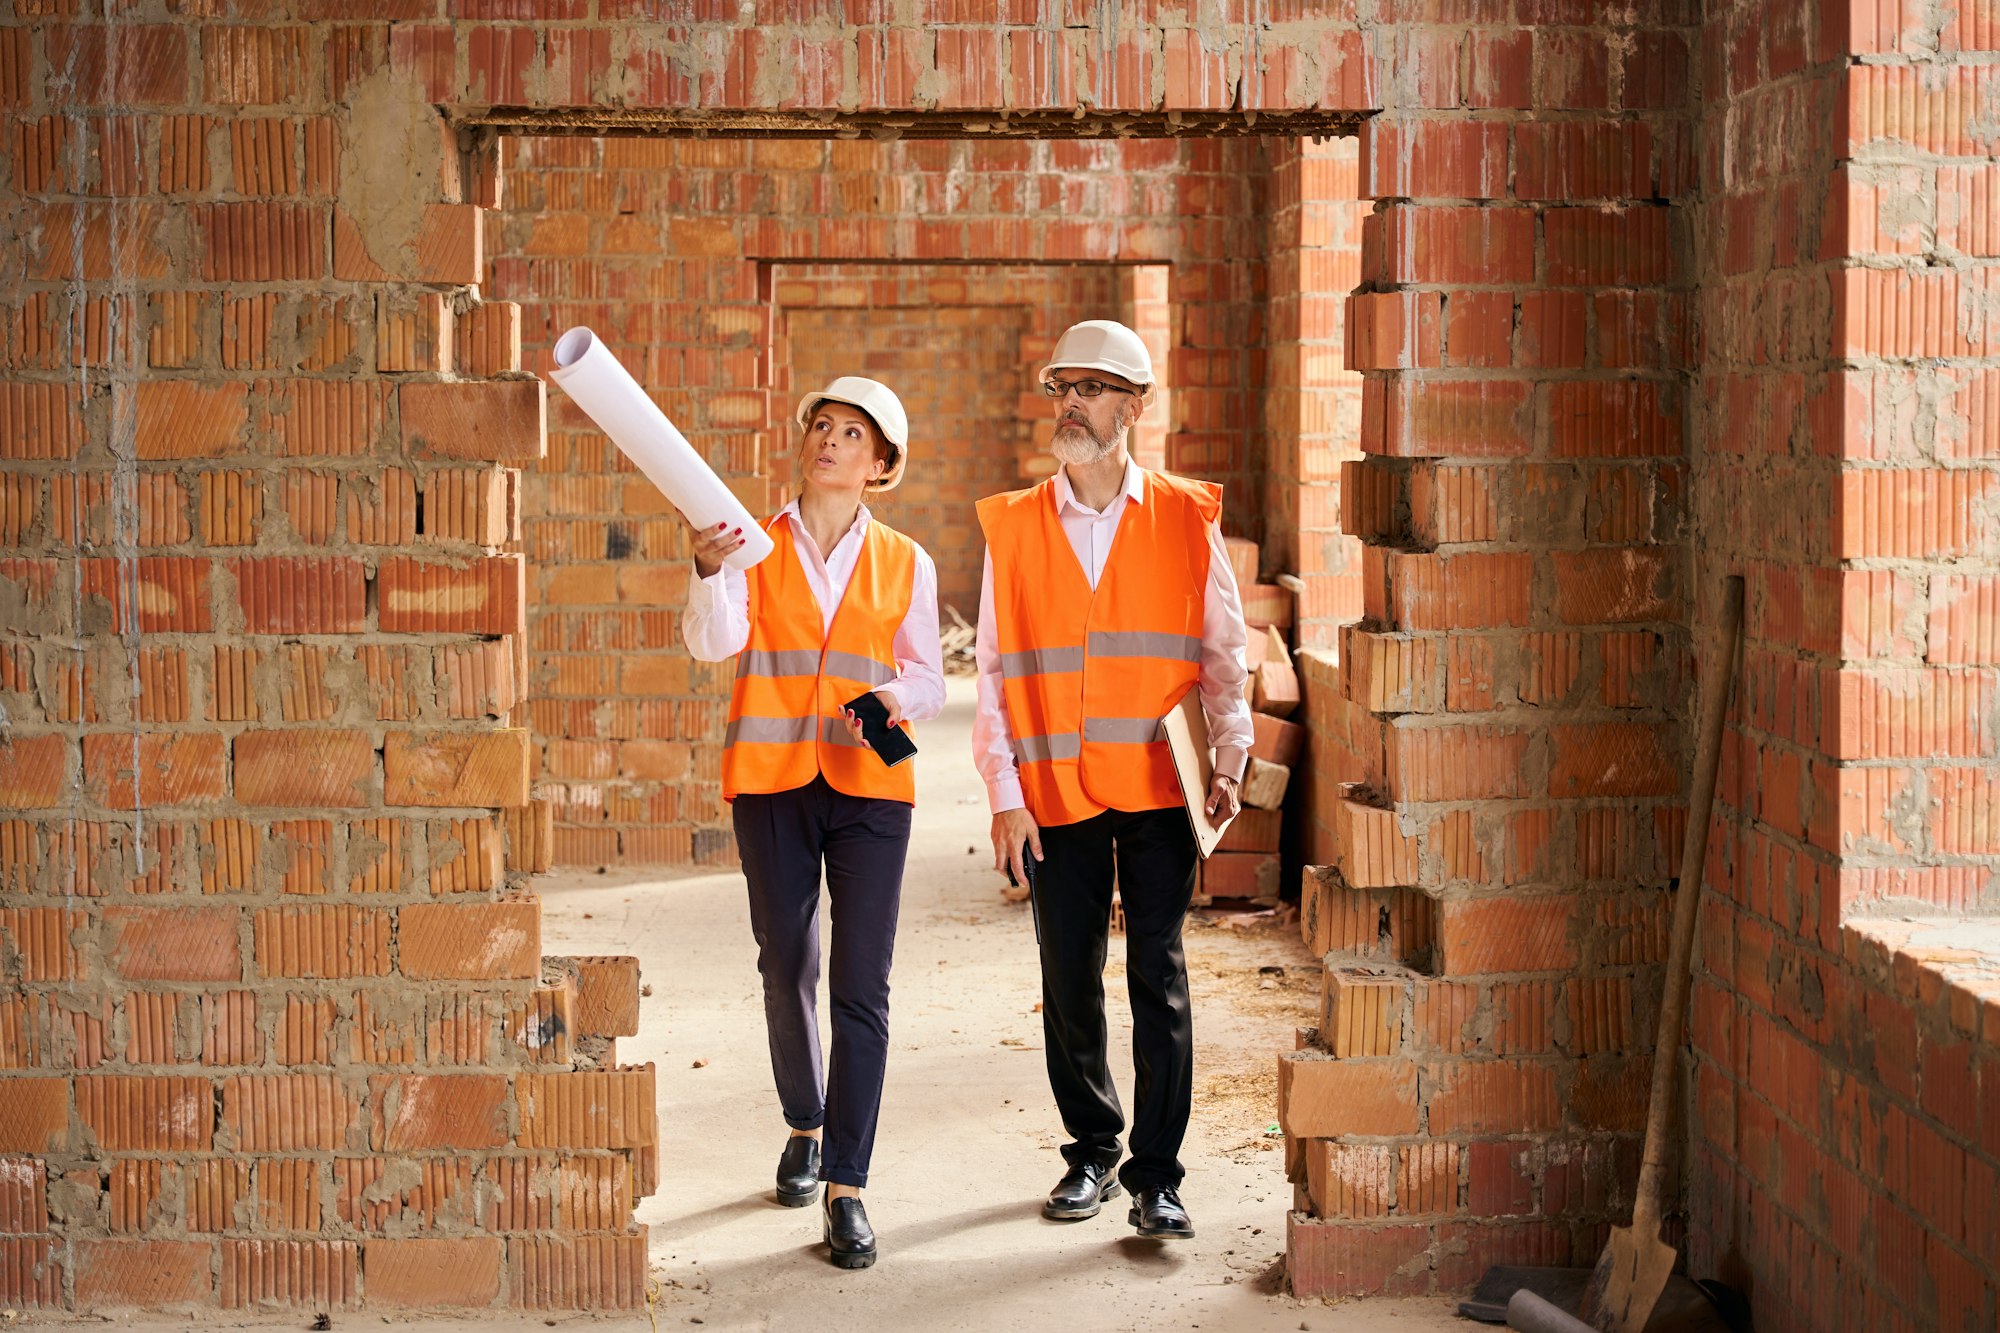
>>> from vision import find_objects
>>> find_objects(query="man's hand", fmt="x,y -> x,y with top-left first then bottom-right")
839,690 -> 903,746
1205,773 -> 1241,823
992,807 -> 1042,886
690,519 -> 745,579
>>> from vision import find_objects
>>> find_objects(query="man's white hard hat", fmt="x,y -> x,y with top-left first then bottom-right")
1039,319 -> 1155,390
794,376 -> 909,492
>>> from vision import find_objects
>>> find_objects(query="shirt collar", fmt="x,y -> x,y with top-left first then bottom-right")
1053,458 -> 1145,517
781,497 -> 872,537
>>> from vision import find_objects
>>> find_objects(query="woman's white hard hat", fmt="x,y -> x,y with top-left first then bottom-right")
1038,319 -> 1155,390
795,376 -> 909,492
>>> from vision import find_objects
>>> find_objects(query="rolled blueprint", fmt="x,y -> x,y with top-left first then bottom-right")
548,327 -> 774,571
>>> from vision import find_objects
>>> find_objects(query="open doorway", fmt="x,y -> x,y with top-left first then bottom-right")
488,131 -> 1363,874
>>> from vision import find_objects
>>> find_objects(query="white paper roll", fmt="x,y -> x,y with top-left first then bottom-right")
547,327 -> 774,571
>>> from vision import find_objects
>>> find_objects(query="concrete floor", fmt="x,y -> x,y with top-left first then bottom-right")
76,680 -> 1466,1332
560,679 -> 1463,1331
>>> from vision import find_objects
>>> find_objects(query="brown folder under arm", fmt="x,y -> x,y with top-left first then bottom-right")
1162,684 -> 1235,859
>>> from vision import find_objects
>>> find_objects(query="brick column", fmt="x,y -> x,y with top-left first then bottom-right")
1265,135 -> 1366,655
1284,4 -> 1702,1295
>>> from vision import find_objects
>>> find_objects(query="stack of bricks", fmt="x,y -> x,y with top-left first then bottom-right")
0,16 -> 652,1314
1688,2 -> 2000,1327
1283,0 -> 1703,1296
496,135 -> 1271,869
1197,536 -> 1309,908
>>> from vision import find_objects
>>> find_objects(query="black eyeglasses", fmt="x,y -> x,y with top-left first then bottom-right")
1041,377 -> 1137,399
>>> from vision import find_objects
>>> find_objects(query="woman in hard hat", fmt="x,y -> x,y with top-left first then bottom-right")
681,376 -> 943,1270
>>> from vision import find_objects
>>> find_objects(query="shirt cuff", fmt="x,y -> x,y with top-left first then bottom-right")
873,680 -> 904,714
985,775 -> 1025,815
1214,745 -> 1248,783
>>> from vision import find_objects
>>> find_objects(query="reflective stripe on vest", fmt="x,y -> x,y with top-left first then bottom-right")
721,515 -> 918,804
976,469 -> 1222,827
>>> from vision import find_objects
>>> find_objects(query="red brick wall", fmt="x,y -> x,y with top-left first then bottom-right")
1687,4 -> 2000,1328
0,16 -> 652,1316
496,136 -> 1271,868
10,0 -> 1996,1317
0,6 -> 1377,1315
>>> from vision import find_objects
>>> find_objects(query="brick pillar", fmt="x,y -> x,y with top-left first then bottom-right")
0,22 -> 651,1314
1284,6 -> 1700,1295
1264,135 -> 1365,655
1118,263 -> 1172,471
1265,136 -> 1370,871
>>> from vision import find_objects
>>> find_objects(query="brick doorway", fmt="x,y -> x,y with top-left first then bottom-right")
490,128 -> 1361,873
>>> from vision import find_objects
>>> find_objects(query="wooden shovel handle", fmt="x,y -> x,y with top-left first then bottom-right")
1631,575 -> 1744,1230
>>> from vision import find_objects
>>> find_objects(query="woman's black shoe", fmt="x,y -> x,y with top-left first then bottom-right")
823,1194 -> 877,1269
776,1135 -> 821,1207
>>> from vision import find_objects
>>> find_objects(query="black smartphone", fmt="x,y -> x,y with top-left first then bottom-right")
842,690 -> 918,768
1005,842 -> 1036,889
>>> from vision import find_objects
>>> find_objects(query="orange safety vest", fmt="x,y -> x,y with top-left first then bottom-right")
977,469 -> 1221,827
722,514 -> 918,805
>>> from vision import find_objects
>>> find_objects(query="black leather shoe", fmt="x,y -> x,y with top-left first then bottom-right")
824,1194 -> 877,1268
1043,1160 -> 1122,1220
1128,1185 -> 1194,1239
776,1135 -> 820,1207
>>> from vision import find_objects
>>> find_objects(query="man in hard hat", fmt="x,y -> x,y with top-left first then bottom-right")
683,376 -> 945,1270
972,319 -> 1252,1241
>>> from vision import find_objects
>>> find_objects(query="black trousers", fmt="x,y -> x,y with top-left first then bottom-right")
1029,804 -> 1197,1193
733,775 -> 912,1188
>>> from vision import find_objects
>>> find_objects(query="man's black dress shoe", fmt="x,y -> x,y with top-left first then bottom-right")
824,1193 -> 877,1268
776,1135 -> 820,1207
1128,1185 -> 1194,1239
1043,1160 -> 1121,1220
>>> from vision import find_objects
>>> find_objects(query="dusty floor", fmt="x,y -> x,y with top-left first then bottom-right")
49,680 -> 1465,1331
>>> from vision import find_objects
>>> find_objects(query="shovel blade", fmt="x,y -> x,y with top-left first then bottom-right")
1577,1223 -> 1677,1333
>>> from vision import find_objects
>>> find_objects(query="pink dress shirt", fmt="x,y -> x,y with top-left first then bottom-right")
681,500 -> 947,725
973,460 -> 1255,816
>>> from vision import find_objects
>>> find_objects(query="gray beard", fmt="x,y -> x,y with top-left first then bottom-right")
1052,420 -> 1124,466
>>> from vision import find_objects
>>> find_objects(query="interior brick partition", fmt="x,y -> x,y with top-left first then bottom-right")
2,0 -> 1995,1321
1687,4 -> 2000,1329
0,12 -> 654,1315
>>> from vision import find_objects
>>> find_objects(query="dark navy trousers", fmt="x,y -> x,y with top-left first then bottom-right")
732,774 -> 911,1188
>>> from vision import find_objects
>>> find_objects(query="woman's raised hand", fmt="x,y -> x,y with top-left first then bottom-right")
691,520 -> 746,579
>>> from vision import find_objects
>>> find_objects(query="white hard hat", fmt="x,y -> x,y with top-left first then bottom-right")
1039,319 -> 1155,390
794,376 -> 909,492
